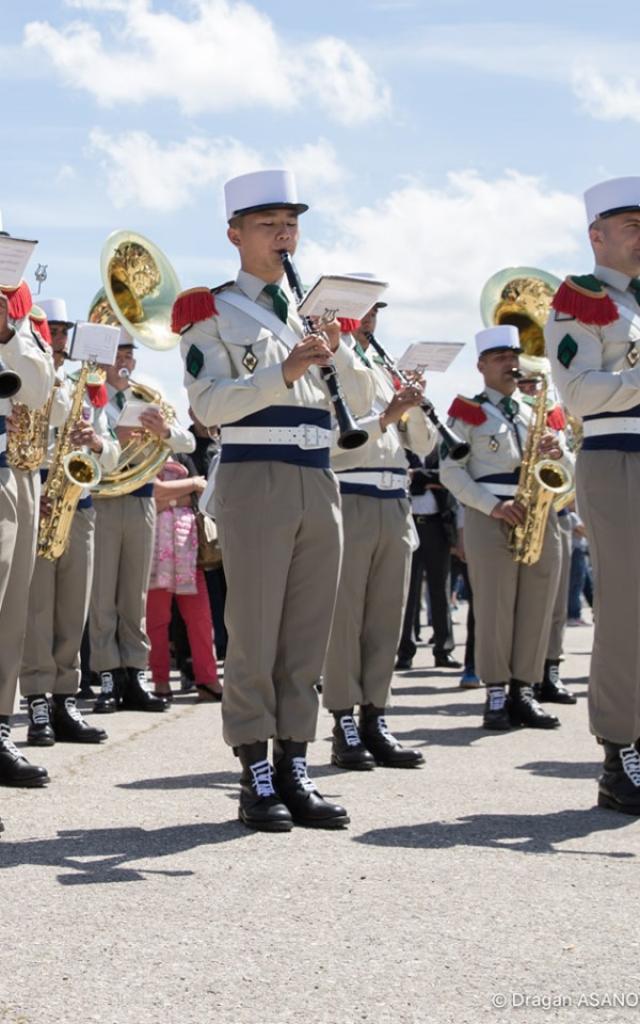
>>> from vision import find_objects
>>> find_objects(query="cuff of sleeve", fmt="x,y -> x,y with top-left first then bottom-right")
332,339 -> 357,374
357,413 -> 384,441
254,361 -> 290,399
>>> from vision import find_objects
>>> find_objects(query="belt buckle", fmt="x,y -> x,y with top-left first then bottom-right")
380,470 -> 398,490
301,424 -> 323,449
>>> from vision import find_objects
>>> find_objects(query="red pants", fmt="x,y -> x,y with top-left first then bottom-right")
147,570 -> 218,685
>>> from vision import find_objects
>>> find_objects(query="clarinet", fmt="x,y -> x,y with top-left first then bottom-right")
365,333 -> 470,462
279,251 -> 368,451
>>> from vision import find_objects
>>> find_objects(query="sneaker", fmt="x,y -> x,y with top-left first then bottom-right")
459,669 -> 481,689
567,618 -> 589,627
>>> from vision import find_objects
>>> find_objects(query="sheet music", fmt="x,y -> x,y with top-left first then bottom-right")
298,275 -> 388,320
70,322 -> 120,366
0,236 -> 38,289
397,341 -> 465,374
116,400 -> 161,428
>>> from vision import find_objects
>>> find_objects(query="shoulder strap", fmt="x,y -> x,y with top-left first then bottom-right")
216,291 -> 300,351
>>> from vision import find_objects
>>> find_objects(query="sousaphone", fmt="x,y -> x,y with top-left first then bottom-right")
480,266 -> 561,375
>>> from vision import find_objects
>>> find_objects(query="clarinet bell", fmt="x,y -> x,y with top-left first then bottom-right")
0,362 -> 21,399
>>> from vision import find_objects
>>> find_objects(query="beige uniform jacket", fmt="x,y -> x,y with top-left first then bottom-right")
332,345 -> 436,475
546,264 -> 640,435
441,386 -> 573,515
180,270 -> 373,429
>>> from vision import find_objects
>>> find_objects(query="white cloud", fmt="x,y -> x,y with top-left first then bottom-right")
298,170 -> 586,409
572,67 -> 640,124
88,129 -> 347,213
24,0 -> 389,124
88,129 -> 261,211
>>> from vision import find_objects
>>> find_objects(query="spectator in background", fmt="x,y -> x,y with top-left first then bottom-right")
147,459 -> 221,702
567,507 -> 593,627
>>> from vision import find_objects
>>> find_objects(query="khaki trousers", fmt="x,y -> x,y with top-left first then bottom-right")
547,512 -> 572,661
90,496 -> 155,672
21,507 -> 95,696
0,468 -> 18,609
0,468 -> 40,716
464,506 -> 561,685
577,450 -> 640,744
215,462 -> 342,747
323,494 -> 413,711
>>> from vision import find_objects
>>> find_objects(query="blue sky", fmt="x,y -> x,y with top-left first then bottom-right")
3,0 -> 640,417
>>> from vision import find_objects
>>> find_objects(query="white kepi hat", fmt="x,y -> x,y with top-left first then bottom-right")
39,297 -> 73,327
584,177 -> 640,227
224,169 -> 308,222
475,324 -> 521,356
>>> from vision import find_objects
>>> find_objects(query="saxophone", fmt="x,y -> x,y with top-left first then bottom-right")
37,364 -> 102,561
510,376 -> 572,566
7,393 -> 56,471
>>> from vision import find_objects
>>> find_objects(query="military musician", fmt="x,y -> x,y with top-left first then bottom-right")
176,169 -> 373,831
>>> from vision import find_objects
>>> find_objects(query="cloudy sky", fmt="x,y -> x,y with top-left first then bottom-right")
4,0 -> 640,418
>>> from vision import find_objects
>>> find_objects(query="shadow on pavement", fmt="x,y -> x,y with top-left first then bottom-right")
355,808 -> 637,857
0,820 -> 248,885
517,760 -> 601,780
118,770 -> 238,791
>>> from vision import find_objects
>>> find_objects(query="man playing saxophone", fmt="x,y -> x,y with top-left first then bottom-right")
0,247 -> 56,787
441,325 -> 571,732
90,332 -> 194,714
20,298 -> 120,748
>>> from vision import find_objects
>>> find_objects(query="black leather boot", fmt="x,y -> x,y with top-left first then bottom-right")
52,696 -> 107,744
120,668 -> 167,712
359,705 -> 424,767
534,659 -> 577,705
509,681 -> 560,729
237,742 -> 293,832
94,669 -> 119,714
598,741 -> 640,814
0,724 -> 49,787
331,710 -> 375,771
274,740 -> 349,828
482,686 -> 511,731
26,695 -> 55,746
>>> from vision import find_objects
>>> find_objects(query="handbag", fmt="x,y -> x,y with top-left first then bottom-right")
191,496 -> 223,569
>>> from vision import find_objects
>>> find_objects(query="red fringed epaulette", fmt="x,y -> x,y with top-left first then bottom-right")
447,395 -> 487,426
338,317 -> 361,334
1,280 -> 33,320
87,383 -> 108,408
547,404 -> 566,431
171,287 -> 219,334
551,275 -> 618,326
29,307 -> 52,345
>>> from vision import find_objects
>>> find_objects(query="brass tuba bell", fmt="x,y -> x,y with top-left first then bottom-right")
480,266 -> 561,371
88,230 -> 181,351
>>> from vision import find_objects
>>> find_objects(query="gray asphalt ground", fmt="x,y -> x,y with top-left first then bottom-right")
1,613 -> 638,1024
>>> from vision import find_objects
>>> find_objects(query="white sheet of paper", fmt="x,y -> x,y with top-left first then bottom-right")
298,275 -> 388,320
70,322 -> 120,365
397,342 -> 465,374
0,236 -> 38,290
116,400 -> 161,427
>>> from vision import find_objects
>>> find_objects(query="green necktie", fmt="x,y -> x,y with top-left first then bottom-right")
500,395 -> 518,418
115,390 -> 125,410
263,283 -> 289,324
629,279 -> 640,305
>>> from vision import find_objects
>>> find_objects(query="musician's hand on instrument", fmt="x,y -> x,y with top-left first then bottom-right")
538,432 -> 563,460
319,318 -> 341,352
282,336 -> 332,384
70,420 -> 103,454
40,495 -> 53,519
140,408 -> 171,439
116,425 -> 141,446
491,499 -> 526,526
191,475 -> 207,495
0,294 -> 13,344
380,386 -> 424,429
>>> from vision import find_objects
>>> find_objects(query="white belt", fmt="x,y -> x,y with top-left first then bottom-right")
485,483 -> 518,497
337,470 -> 405,490
583,417 -> 640,437
222,424 -> 333,450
